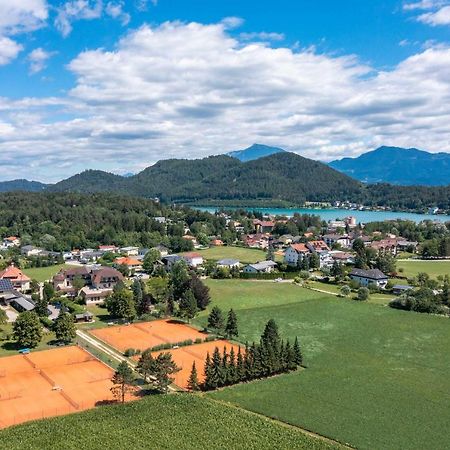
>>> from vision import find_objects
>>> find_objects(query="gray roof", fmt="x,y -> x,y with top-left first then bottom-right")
11,296 -> 35,311
350,268 -> 388,280
163,254 -> 182,262
247,260 -> 277,271
217,259 -> 240,266
393,285 -> 413,291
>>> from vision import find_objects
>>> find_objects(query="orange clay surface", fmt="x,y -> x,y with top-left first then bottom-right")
0,346 -> 135,429
90,319 -> 207,353
151,340 -> 243,389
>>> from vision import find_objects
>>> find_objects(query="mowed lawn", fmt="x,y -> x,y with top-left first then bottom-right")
22,263 -> 71,282
0,395 -> 339,450
189,246 -> 268,264
200,280 -> 450,450
397,259 -> 450,279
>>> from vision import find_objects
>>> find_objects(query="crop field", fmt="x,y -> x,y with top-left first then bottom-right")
0,346 -> 135,428
151,340 -> 242,389
22,264 -> 72,282
90,319 -> 206,353
199,279 -> 450,450
397,259 -> 450,279
0,395 -> 340,450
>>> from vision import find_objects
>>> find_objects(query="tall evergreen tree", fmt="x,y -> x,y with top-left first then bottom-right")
187,361 -> 200,391
207,306 -> 224,332
225,308 -> 238,339
209,346 -> 223,389
33,293 -> 48,318
190,274 -> 211,310
203,352 -> 212,390
179,289 -> 197,322
136,349 -> 155,383
236,346 -> 245,382
293,336 -> 303,366
132,279 -> 143,305
228,347 -> 237,385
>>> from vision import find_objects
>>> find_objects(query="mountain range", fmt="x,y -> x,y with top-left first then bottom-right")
329,146 -> 450,186
0,144 -> 449,210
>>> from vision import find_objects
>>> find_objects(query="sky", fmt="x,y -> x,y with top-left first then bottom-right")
0,0 -> 450,182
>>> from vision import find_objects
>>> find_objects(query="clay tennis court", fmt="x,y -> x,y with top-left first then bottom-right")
151,340 -> 242,389
0,346 -> 134,429
91,319 -> 206,353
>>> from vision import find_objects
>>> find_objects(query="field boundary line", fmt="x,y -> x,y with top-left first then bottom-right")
207,396 -> 354,449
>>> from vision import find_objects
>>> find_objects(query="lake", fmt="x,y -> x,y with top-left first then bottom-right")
196,206 -> 450,223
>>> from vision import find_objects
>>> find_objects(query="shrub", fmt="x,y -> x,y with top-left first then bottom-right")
356,287 -> 369,301
124,348 -> 136,357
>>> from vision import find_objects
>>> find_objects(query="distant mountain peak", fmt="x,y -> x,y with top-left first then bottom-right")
227,143 -> 287,162
329,146 -> 450,186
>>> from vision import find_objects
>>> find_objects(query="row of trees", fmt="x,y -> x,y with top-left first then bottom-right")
12,310 -> 76,348
199,320 -> 303,391
207,307 -> 238,338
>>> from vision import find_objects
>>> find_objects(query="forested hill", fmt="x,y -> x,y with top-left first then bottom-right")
329,146 -> 450,186
49,152 -> 362,205
0,179 -> 48,193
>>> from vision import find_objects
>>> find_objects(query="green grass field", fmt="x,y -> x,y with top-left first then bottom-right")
198,279 -> 450,450
397,260 -> 450,279
0,395 -> 339,450
22,263 -> 70,282
185,246 -> 271,264
0,324 -> 56,356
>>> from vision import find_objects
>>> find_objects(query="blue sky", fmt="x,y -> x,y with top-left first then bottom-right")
0,0 -> 450,181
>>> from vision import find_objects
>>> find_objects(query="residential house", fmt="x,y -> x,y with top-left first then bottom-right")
1,236 -> 20,249
153,244 -> 169,257
329,251 -> 355,265
397,240 -> 418,252
79,287 -> 111,304
115,256 -> 143,271
162,254 -> 182,271
243,260 -> 277,273
284,243 -> 310,266
91,267 -> 124,289
154,216 -> 166,224
322,234 -> 351,249
392,285 -> 414,295
370,239 -> 399,256
119,246 -> 139,256
217,259 -> 240,269
254,220 -> 275,234
0,264 -> 31,292
349,268 -> 388,288
20,245 -> 43,257
242,233 -> 270,250
98,245 -> 119,253
210,239 -> 224,246
182,252 -> 204,268
182,235 -> 199,248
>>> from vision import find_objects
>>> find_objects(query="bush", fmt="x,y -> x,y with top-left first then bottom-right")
194,338 -> 202,344
356,287 -> 369,301
124,348 -> 137,357
40,317 -> 53,329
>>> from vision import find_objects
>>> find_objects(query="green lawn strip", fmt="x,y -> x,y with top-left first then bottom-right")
182,246 -> 282,264
203,280 -> 450,450
22,264 -> 71,282
396,260 -> 450,279
0,394 -> 340,450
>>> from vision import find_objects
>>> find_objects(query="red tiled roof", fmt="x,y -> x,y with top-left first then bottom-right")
290,243 -> 309,253
0,265 -> 30,282
115,257 -> 142,266
183,252 -> 202,259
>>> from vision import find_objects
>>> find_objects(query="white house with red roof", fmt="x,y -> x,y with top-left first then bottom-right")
182,252 -> 204,268
284,243 -> 310,266
0,264 -> 30,291
1,236 -> 21,250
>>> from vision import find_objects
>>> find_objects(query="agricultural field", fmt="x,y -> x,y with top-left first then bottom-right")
396,259 -> 450,279
199,279 -> 450,450
22,264 -> 72,282
0,394 -> 339,450
185,246 -> 268,264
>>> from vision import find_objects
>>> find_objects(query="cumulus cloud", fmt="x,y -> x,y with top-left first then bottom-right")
105,1 -> 130,25
0,37 -> 22,65
28,47 -> 55,73
404,0 -> 450,25
1,20 -> 450,181
0,1 -> 48,65
55,0 -> 103,37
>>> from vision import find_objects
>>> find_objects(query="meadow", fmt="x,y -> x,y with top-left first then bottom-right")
22,264 -> 71,282
0,394 -> 339,450
199,279 -> 450,450
185,246 -> 269,264
397,259 -> 450,279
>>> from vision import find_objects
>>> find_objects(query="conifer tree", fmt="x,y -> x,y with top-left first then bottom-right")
293,336 -> 303,366
225,308 -> 238,339
203,352 -> 212,390
187,361 -> 200,391
221,346 -> 228,386
111,361 -> 134,403
228,347 -> 237,384
210,346 -> 223,389
207,306 -> 224,332
236,346 -> 245,382
284,339 -> 297,371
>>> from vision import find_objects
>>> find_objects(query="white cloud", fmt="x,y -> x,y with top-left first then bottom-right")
28,47 -> 55,73
0,36 -> 22,65
418,5 -> 450,24
240,31 -> 285,42
1,21 -> 450,181
55,0 -> 103,37
0,1 -> 48,65
106,1 -> 130,25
